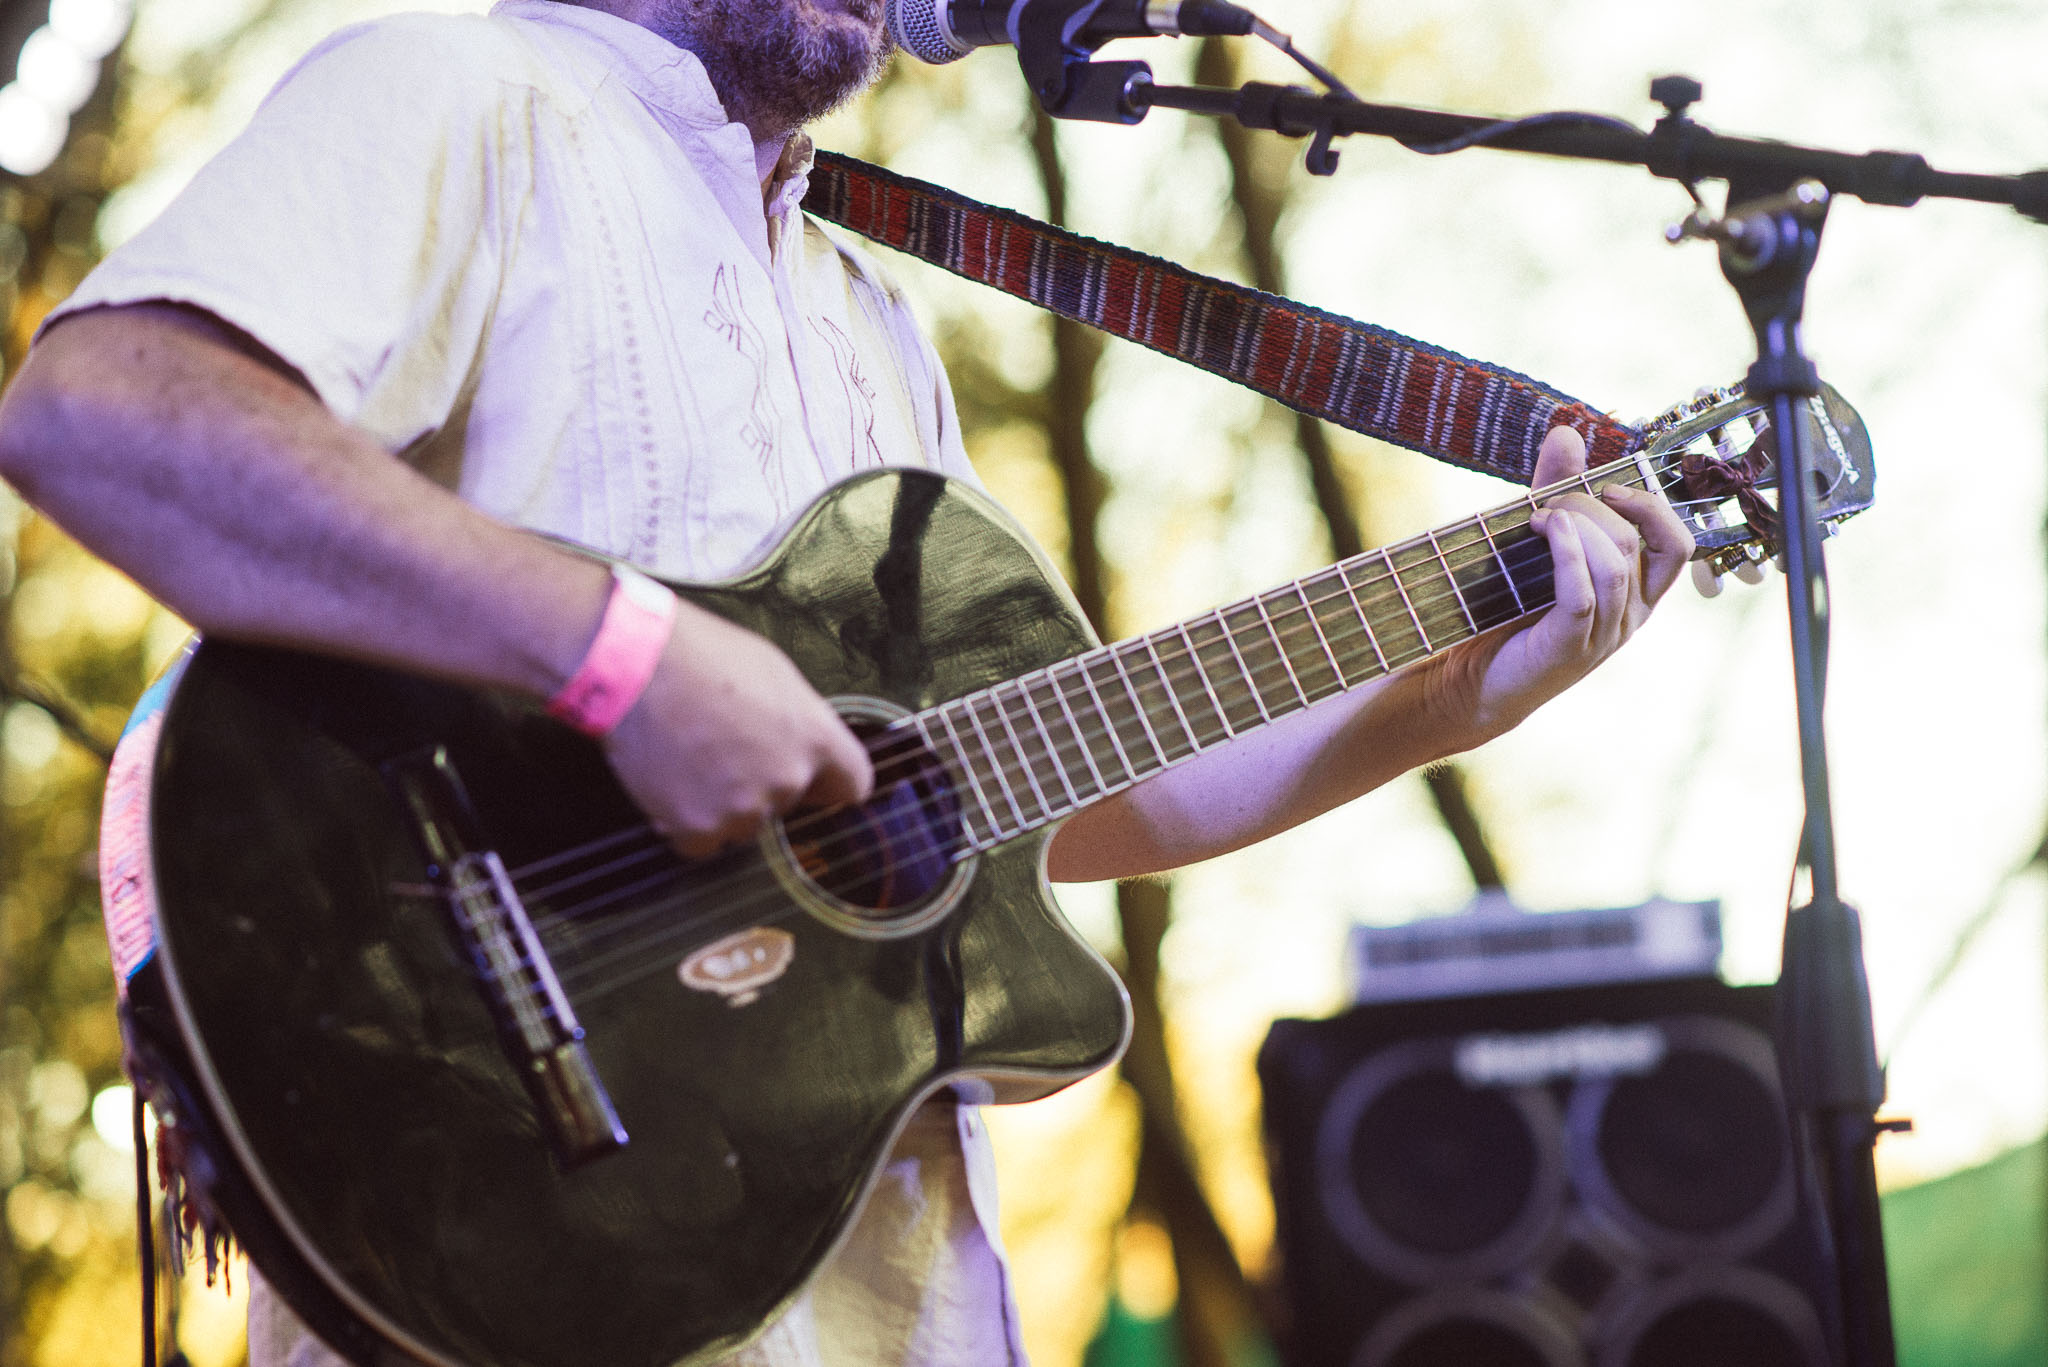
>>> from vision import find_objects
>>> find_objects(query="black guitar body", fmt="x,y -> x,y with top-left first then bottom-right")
126,471 -> 1133,1367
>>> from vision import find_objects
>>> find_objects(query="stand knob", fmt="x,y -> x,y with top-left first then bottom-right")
1649,74 -> 1703,118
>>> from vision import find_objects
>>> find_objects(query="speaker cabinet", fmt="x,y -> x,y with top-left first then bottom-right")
1258,978 -> 1834,1367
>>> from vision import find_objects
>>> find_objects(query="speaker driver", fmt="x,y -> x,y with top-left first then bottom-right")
1593,1265 -> 1829,1367
1315,1037 -> 1567,1284
1566,1016 -> 1795,1262
1353,1286 -> 1584,1367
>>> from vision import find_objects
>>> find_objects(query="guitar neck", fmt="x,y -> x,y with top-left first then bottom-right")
907,454 -> 1662,851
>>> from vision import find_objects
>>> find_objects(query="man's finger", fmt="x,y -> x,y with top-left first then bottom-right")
1601,484 -> 1695,605
1532,506 -> 1597,651
804,728 -> 875,810
1531,425 -> 1588,487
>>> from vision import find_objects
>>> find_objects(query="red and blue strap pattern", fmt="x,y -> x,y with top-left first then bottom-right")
803,150 -> 1643,483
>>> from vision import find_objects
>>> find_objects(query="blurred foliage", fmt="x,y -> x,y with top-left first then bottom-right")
0,8 -> 257,1363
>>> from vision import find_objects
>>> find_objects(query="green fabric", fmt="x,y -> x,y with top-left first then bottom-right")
1080,1299 -> 1177,1367
1883,1137 -> 2048,1367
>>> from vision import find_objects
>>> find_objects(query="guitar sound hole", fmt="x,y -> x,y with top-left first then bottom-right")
782,726 -> 964,920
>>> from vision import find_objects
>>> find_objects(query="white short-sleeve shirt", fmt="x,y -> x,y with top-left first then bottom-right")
55,1 -> 981,582
54,4 -> 1022,1364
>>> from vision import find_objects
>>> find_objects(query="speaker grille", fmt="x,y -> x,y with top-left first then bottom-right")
1354,1074 -> 1538,1256
1355,1287 -> 1583,1367
1314,1037 -> 1566,1284
1260,979 -> 1832,1367
1596,1266 -> 1829,1367
1567,1016 -> 1795,1261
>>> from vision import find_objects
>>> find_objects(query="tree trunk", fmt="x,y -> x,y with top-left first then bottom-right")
1193,35 -> 1507,891
1028,107 -> 1264,1367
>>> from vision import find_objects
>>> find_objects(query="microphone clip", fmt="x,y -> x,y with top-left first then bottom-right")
1015,0 -> 1153,122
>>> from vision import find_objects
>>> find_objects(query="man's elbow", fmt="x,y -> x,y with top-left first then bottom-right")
0,329 -> 88,504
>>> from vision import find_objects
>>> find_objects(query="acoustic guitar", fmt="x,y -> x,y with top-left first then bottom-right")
107,383 -> 1873,1366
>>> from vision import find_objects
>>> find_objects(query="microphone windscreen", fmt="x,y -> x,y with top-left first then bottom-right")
886,0 -> 971,64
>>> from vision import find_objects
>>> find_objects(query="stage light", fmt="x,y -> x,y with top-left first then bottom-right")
0,0 -> 133,177
48,0 -> 130,61
0,82 -> 67,177
19,27 -> 96,113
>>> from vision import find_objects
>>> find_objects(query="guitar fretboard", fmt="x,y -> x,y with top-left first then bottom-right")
906,455 -> 1661,851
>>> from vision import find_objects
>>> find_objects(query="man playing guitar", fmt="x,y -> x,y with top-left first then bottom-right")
0,1 -> 1689,1362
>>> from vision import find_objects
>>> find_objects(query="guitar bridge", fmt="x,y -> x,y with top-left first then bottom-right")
387,748 -> 628,1167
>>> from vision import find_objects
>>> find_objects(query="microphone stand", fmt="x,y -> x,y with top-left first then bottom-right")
1008,25 -> 2048,1366
1702,179 -> 1898,1367
1023,44 -> 2048,221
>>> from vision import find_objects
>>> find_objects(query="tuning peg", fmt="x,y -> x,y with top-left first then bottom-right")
1734,557 -> 1769,585
1690,559 -> 1726,598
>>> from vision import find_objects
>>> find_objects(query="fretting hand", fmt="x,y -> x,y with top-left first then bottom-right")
1424,425 -> 1695,743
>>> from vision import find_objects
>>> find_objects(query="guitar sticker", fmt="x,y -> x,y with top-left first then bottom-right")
678,928 -> 797,1007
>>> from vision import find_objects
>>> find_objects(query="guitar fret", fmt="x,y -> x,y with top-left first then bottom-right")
1073,652 -> 1138,786
1426,529 -> 1478,636
1109,644 -> 1172,768
1173,622 -> 1236,738
1336,562 -> 1391,675
1047,662 -> 1110,794
1293,580 -> 1349,687
968,694 -> 1036,828
1017,675 -> 1085,808
1476,515 -> 1526,615
888,450 -> 1700,857
988,685 -> 1055,821
1183,616 -> 1262,734
1386,552 -> 1432,659
919,711 -> 998,846
1139,635 -> 1204,755
1213,608 -> 1273,722
1252,595 -> 1311,707
954,699 -> 1027,834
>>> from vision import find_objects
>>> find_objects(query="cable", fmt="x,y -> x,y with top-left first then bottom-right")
1247,17 -> 1357,100
133,1087 -> 155,1367
1397,109 -> 1644,157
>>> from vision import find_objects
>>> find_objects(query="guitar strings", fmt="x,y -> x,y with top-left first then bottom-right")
543,545 -> 1555,1002
468,451 -> 1759,1003
521,521 -> 1653,1005
515,458 -> 1663,900
503,458 -> 1705,997
521,471 -> 1691,1002
535,457 -> 1672,894
507,465 -> 1679,1000
516,482 -> 1568,918
494,536 -> 1548,1002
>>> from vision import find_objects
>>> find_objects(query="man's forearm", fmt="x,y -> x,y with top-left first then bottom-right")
0,301 -> 877,853
1045,656 -> 1476,883
1044,429 -> 1692,884
0,302 -> 611,699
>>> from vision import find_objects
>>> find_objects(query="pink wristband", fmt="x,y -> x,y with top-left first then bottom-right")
547,565 -> 678,738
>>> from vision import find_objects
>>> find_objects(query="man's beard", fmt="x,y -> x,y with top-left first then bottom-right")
649,0 -> 893,137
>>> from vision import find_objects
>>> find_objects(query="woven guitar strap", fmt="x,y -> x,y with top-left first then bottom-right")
803,150 -> 1643,483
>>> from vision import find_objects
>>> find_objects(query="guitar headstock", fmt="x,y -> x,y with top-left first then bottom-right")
1637,382 -> 1876,581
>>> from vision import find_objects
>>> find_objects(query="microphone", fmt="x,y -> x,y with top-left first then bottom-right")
887,0 -> 1257,65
